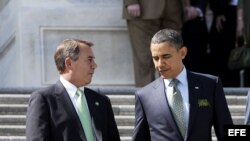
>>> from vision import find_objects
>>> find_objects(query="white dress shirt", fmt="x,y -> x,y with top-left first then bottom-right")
60,76 -> 85,114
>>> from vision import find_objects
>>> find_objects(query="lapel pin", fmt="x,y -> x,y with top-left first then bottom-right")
195,86 -> 199,89
95,102 -> 99,106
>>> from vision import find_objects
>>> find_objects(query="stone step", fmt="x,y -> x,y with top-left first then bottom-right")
0,125 -> 25,136
232,116 -> 245,125
118,126 -> 133,137
0,106 -> 246,126
0,94 -> 136,105
0,94 -> 30,105
226,95 -> 247,105
0,115 -> 243,128
108,95 -> 135,105
0,104 -> 135,116
112,105 -> 134,116
0,104 -> 27,115
0,115 -> 25,125
0,115 -> 135,127
229,105 -> 246,116
0,136 -> 26,141
0,104 -> 134,116
0,136 -> 132,141
0,92 -> 247,140
112,105 -> 247,116
0,122 -> 244,139
0,94 -> 247,106
0,136 -> 218,141
115,116 -> 134,126
0,119 -> 245,138
0,104 -> 246,117
0,125 -> 134,137
121,136 -> 132,141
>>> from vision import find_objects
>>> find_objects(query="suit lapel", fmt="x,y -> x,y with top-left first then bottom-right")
153,78 -> 181,134
55,81 -> 87,141
186,72 -> 201,138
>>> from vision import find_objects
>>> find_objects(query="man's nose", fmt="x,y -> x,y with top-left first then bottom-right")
157,58 -> 165,67
92,61 -> 97,69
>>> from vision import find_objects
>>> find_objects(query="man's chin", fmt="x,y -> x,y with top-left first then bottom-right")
161,75 -> 167,79
83,79 -> 92,86
159,70 -> 167,75
159,73 -> 170,79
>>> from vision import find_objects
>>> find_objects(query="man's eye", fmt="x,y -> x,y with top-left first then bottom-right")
163,55 -> 171,59
153,57 -> 159,61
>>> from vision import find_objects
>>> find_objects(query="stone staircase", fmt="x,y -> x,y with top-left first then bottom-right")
0,87 -> 248,141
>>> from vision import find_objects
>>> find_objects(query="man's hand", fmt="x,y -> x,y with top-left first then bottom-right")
216,15 -> 226,32
127,4 -> 141,17
237,19 -> 244,37
184,6 -> 200,21
237,8 -> 244,37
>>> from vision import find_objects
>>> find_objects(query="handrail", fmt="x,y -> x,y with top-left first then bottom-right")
0,33 -> 15,57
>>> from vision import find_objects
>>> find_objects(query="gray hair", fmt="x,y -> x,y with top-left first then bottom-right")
54,39 -> 93,74
151,28 -> 183,49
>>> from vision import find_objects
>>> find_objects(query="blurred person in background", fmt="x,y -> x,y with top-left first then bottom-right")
237,0 -> 250,87
208,0 -> 239,87
122,0 -> 186,87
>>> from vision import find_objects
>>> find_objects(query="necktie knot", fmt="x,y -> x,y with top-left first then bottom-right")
169,79 -> 179,87
169,79 -> 180,95
76,89 -> 82,97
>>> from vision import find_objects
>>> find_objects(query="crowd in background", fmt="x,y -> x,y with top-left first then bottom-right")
123,0 -> 250,87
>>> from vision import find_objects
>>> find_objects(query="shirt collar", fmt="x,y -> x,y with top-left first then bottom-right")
60,76 -> 84,97
164,67 -> 187,86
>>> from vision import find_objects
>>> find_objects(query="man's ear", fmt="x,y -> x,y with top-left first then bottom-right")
65,57 -> 72,69
180,46 -> 187,59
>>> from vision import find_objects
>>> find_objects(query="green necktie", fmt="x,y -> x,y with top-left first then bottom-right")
169,79 -> 186,138
76,89 -> 94,141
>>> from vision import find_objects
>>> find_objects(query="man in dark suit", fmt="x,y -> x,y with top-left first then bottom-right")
182,0 -> 209,73
26,39 -> 121,141
208,0 -> 239,87
132,28 -> 233,141
122,0 -> 185,87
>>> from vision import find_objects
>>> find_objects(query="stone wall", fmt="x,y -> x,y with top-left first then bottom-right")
0,0 -> 134,87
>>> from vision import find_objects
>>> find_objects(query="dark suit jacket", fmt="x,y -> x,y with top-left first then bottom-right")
132,71 -> 233,141
182,0 -> 210,73
26,81 -> 120,141
209,0 -> 230,16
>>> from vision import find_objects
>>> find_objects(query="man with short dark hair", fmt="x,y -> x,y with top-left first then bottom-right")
132,28 -> 233,141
